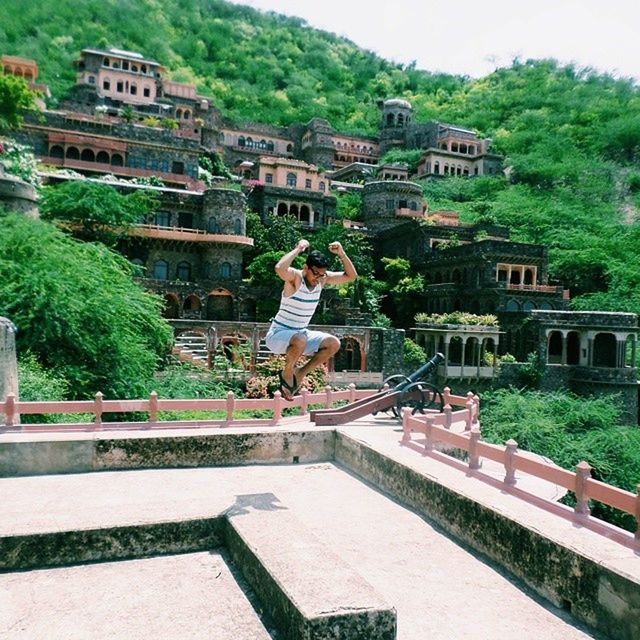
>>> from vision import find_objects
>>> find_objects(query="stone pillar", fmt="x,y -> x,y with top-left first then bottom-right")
0,317 -> 19,425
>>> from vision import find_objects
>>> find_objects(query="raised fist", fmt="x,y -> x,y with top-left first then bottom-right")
328,241 -> 344,255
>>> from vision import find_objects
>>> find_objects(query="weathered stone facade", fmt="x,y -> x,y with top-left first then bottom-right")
529,310 -> 639,423
0,168 -> 38,218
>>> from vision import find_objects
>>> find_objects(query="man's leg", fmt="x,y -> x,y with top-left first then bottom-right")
281,332 -> 307,399
296,335 -> 340,381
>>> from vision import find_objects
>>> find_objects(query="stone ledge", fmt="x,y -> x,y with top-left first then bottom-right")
225,502 -> 396,640
0,517 -> 224,572
0,427 -> 335,477
0,499 -> 396,639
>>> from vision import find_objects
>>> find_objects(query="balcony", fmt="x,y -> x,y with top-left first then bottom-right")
395,207 -> 426,219
42,156 -> 204,190
505,283 -> 565,295
128,224 -> 254,248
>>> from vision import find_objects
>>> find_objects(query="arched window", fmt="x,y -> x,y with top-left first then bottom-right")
155,211 -> 170,227
267,141 -> 274,152
49,145 -> 64,158
130,258 -> 145,274
96,150 -> 110,164
220,262 -> 232,278
277,202 -> 288,216
300,205 -> 310,224
130,82 -> 137,95
524,269 -> 534,285
246,137 -> 253,148
386,113 -> 395,127
208,217 -> 219,233
286,172 -> 297,187
238,136 -> 245,147
66,147 -> 80,159
176,108 -> 183,119
111,153 -> 124,166
177,261 -> 191,281
153,260 -> 169,280
80,149 -> 95,162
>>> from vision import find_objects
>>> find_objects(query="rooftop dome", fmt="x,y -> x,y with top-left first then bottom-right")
383,98 -> 412,110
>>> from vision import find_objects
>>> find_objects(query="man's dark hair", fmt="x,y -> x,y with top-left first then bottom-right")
306,250 -> 329,269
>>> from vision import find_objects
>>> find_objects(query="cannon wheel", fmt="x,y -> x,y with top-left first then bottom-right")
395,382 -> 444,418
372,375 -> 412,416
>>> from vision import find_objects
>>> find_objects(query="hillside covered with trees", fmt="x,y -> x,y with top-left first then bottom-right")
2,0 -> 640,317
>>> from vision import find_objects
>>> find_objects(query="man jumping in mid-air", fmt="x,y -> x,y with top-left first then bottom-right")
265,239 -> 358,400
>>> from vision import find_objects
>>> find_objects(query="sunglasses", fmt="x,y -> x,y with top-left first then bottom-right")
308,266 -> 327,278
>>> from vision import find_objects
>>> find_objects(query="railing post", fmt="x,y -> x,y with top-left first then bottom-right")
473,394 -> 480,428
226,391 -> 235,424
635,484 -> 640,548
443,387 -> 451,406
401,407 -> 411,444
468,428 -> 481,470
348,383 -> 356,404
504,439 -> 518,485
465,393 -> 474,431
272,391 -> 282,425
575,461 -> 592,516
93,392 -> 103,431
3,393 -> 15,429
443,404 -> 452,429
324,385 -> 332,409
300,387 -> 309,415
423,415 -> 434,454
148,391 -> 158,429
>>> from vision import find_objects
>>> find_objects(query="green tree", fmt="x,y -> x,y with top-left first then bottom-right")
0,211 -> 173,399
39,180 -> 158,246
0,71 -> 36,130
380,257 -> 425,328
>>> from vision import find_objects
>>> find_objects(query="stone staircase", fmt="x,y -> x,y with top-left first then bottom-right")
172,331 -> 209,367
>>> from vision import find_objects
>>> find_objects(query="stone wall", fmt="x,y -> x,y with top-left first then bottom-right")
0,169 -> 38,218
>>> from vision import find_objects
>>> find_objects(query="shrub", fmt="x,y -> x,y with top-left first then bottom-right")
404,338 -> 427,369
245,355 -> 328,398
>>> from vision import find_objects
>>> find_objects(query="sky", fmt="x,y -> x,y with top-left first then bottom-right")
228,0 -> 640,82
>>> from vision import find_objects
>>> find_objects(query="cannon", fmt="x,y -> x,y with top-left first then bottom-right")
310,352 -> 445,426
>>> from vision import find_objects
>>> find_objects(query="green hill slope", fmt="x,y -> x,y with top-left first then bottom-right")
2,0 -> 640,313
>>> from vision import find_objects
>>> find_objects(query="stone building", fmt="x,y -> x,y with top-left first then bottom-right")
244,156 -> 336,227
530,310 -> 638,423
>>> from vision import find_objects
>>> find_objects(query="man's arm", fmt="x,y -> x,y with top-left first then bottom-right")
275,239 -> 309,285
324,241 -> 358,285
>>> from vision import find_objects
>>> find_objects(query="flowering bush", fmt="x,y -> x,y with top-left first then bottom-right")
0,138 -> 41,187
245,354 -> 328,398
414,312 -> 498,326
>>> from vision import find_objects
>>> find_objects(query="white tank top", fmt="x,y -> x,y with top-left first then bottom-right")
272,270 -> 322,330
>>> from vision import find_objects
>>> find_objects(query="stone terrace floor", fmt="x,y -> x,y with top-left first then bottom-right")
0,416 -> 622,639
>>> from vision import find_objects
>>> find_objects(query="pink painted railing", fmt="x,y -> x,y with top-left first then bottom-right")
0,385 -> 376,433
401,406 -> 640,547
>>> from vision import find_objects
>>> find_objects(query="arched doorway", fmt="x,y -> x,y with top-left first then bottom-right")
206,288 -> 234,320
163,293 -> 180,319
333,337 -> 362,371
593,333 -> 616,367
